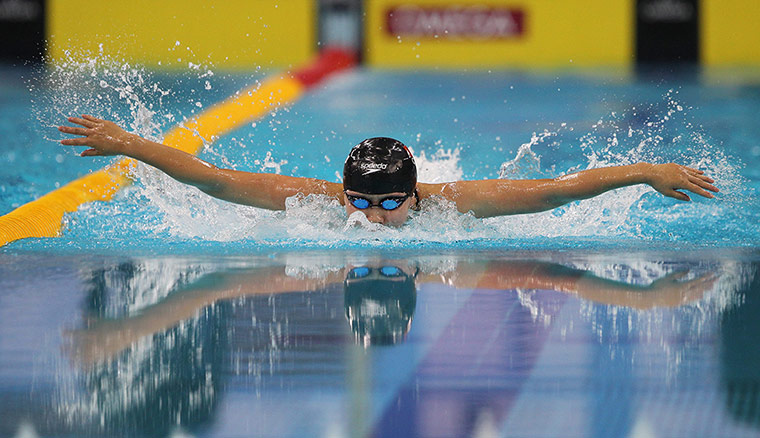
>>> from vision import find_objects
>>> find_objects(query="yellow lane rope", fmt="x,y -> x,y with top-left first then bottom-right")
0,75 -> 304,247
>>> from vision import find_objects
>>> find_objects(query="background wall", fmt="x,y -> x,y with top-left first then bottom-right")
365,0 -> 760,69
1,0 -> 756,68
701,0 -> 760,66
365,0 -> 634,68
45,0 -> 316,69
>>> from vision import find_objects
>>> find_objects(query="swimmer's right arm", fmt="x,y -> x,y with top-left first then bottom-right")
59,115 -> 343,210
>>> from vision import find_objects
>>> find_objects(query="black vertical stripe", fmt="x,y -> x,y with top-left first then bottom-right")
636,0 -> 699,64
0,0 -> 45,63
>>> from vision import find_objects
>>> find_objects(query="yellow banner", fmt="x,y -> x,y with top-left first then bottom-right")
47,0 -> 316,69
702,0 -> 760,66
365,0 -> 633,68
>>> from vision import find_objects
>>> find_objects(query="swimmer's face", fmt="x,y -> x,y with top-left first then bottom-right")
344,190 -> 416,227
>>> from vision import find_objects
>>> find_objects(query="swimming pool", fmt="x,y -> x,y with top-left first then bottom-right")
1,61 -> 760,437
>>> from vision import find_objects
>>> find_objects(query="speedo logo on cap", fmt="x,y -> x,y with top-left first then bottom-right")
360,163 -> 388,170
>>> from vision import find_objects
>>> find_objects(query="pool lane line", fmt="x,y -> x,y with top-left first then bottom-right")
0,48 -> 356,248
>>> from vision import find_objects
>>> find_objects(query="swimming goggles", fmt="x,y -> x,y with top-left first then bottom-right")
347,266 -> 406,280
345,192 -> 410,211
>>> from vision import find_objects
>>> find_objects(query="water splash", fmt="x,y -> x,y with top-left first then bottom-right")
498,129 -> 558,179
31,49 -> 229,148
33,53 -> 166,144
414,146 -> 463,183
483,91 -> 755,244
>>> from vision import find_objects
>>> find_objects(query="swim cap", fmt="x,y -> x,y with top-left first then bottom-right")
343,137 -> 417,195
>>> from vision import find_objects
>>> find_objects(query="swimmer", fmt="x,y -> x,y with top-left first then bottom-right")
58,115 -> 719,226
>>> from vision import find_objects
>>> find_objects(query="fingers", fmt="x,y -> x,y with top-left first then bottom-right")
666,189 -> 691,201
67,116 -> 97,128
673,164 -> 720,199
58,124 -> 91,146
681,165 -> 716,183
683,165 -> 704,175
58,125 -> 90,136
681,272 -> 715,285
60,137 -> 90,146
80,148 -> 102,157
692,272 -> 718,287
81,114 -> 104,123
683,179 -> 715,198
688,175 -> 719,194
59,116 -> 99,148
682,273 -> 717,299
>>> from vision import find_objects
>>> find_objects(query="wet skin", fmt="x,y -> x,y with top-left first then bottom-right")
343,190 -> 417,226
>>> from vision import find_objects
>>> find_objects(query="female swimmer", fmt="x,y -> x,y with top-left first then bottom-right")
58,115 -> 719,226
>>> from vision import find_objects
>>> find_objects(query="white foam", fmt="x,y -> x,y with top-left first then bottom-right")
413,146 -> 463,183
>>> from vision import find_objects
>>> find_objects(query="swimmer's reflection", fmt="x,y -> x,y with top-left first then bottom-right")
64,259 -> 717,436
70,262 -> 417,366
70,259 -> 716,364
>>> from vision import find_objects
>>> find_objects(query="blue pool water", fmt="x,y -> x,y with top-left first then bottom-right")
1,60 -> 760,437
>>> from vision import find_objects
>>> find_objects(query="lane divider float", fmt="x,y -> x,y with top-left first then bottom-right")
0,48 -> 355,247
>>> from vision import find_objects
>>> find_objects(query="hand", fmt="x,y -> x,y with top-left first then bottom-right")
58,115 -> 133,157
647,163 -> 719,201
645,270 -> 717,306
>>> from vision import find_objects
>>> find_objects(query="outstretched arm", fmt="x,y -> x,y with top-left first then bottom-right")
59,115 -> 343,210
419,162 -> 719,217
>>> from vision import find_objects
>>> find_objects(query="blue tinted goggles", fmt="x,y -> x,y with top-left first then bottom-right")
346,192 -> 410,211
347,266 -> 406,280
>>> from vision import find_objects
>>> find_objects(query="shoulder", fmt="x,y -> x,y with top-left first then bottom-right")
299,178 -> 343,198
416,182 -> 455,200
417,181 -> 486,202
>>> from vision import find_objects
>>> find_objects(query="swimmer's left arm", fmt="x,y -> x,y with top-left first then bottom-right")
421,162 -> 719,217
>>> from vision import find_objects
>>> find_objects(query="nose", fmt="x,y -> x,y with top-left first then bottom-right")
365,209 -> 386,224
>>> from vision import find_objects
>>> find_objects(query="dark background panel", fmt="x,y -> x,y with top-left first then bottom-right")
636,0 -> 699,64
0,0 -> 45,63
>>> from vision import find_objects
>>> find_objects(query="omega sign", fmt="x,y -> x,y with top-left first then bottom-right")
386,5 -> 525,39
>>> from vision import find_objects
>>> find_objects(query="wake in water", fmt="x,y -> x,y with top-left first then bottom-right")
29,55 -> 757,249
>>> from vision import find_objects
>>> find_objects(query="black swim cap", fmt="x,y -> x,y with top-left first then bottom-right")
343,137 -> 417,195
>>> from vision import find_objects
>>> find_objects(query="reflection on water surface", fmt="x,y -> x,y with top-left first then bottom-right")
0,250 -> 758,437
